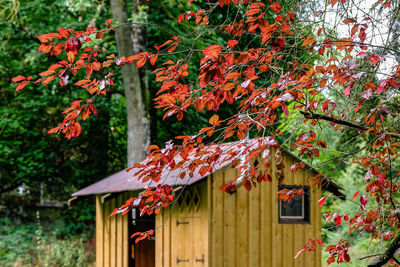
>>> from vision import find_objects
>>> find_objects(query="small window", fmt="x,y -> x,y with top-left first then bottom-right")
278,185 -> 310,224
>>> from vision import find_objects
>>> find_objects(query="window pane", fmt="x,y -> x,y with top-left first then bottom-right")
280,196 -> 303,218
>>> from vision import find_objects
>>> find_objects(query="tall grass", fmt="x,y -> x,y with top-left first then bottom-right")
0,213 -> 95,267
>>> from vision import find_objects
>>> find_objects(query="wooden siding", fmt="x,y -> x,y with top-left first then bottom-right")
96,192 -> 131,267
155,182 -> 208,267
208,153 -> 322,267
95,151 -> 322,267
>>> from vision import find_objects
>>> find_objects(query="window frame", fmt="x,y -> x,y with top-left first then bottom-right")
278,185 -> 310,224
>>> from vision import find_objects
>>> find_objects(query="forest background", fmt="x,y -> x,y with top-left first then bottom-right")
0,0 -> 389,266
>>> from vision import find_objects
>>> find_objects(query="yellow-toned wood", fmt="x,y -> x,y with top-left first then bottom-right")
282,156 -> 293,267
236,185 -> 249,266
95,149 -> 324,267
192,215 -> 201,267
103,198 -> 111,267
207,176 -> 212,266
110,197 -> 116,267
260,163 -> 272,267
164,207 -> 171,267
314,180 -> 322,267
198,182 -> 208,266
211,171 -> 224,267
155,209 -> 164,267
96,196 -> 104,267
271,154 -> 282,267
223,168 -> 236,267
122,193 -> 129,267
249,176 -> 261,267
116,195 -> 123,267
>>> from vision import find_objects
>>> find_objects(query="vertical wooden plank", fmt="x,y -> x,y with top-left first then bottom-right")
155,209 -> 164,267
261,164 -> 272,267
293,223 -> 304,267
163,206 -> 171,267
271,154 -> 282,267
110,197 -> 117,267
314,181 -> 322,267
223,168 -> 236,267
283,157 -> 294,267
171,206 -> 185,267
103,198 -> 111,267
249,170 -> 261,267
192,184 -> 209,267
207,176 -> 212,266
200,182 -> 208,266
293,162 -> 305,267
116,195 -> 123,267
96,196 -> 104,267
122,192 -> 129,267
236,184 -> 249,267
211,172 -> 224,267
260,182 -> 266,267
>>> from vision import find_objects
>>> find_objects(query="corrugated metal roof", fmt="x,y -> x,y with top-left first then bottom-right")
72,138 -> 344,198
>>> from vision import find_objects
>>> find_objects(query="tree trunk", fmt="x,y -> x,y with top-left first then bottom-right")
111,0 -> 150,166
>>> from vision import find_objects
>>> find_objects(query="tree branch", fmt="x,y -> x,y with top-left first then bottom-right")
300,111 -> 400,139
367,233 -> 400,267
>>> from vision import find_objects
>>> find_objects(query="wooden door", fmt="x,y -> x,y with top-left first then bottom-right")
171,186 -> 207,267
129,208 -> 155,267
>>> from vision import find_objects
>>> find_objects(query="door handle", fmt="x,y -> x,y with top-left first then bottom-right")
177,257 -> 189,264
196,254 -> 205,263
176,220 -> 189,226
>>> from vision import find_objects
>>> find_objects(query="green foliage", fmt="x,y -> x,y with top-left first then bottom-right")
0,215 -> 94,267
0,0 -> 126,211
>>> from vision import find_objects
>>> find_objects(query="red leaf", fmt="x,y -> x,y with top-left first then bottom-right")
281,102 -> 289,116
227,40 -> 238,49
81,108 -> 90,121
149,54 -> 158,66
317,140 -> 327,148
352,191 -> 359,200
242,177 -> 252,191
270,2 -> 281,13
294,248 -> 306,259
136,57 -> 146,68
48,126 -> 59,134
39,70 -> 56,77
16,81 -> 29,91
178,13 -> 185,23
12,75 -> 26,82
59,28 -> 69,38
343,18 -> 357,24
106,19 -> 112,27
147,145 -> 159,152
318,196 -> 327,207
376,80 -> 387,94
74,79 -> 91,86
302,36 -> 314,47
67,51 -> 75,63
360,195 -> 367,211
334,215 -> 342,225
344,81 -> 355,96
96,30 -> 105,39
209,114 -> 220,126
203,45 -> 222,59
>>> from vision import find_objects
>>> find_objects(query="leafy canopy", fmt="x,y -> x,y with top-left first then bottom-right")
12,0 -> 400,266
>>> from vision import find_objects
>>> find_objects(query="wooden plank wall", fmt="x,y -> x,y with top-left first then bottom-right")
155,182 -> 208,267
96,192 -> 131,267
209,153 -> 322,267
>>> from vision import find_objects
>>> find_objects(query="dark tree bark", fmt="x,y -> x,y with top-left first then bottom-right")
111,0 -> 150,166
367,233 -> 400,267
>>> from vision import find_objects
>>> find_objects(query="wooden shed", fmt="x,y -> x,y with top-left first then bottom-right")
73,138 -> 343,267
